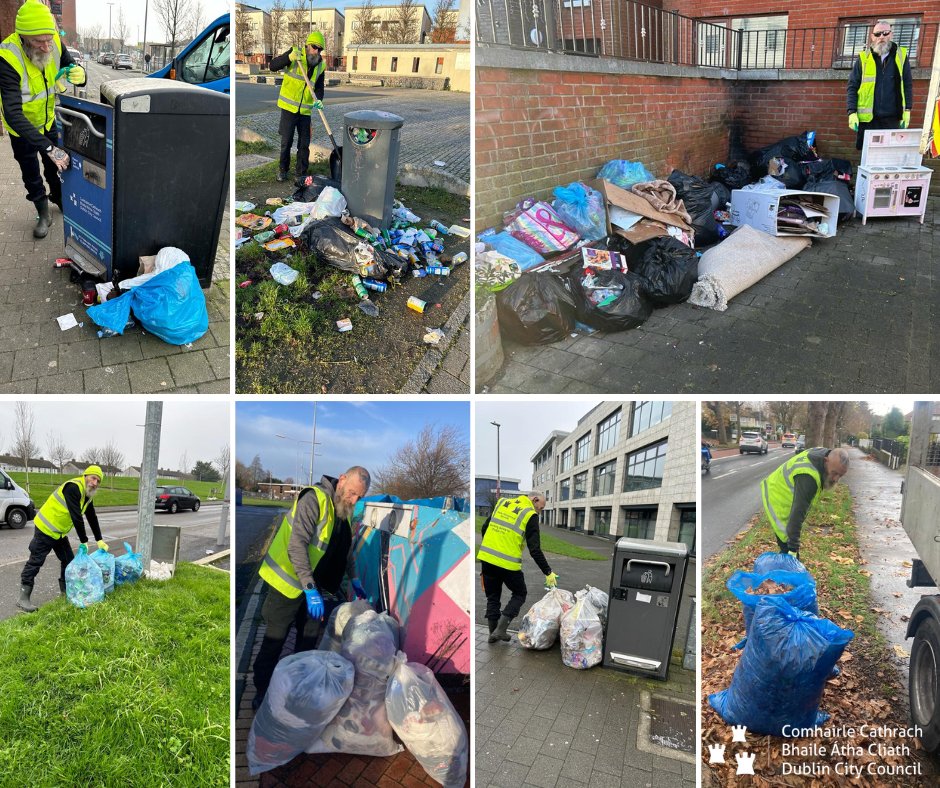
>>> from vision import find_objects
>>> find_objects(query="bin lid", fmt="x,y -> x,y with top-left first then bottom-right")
344,109 -> 404,129
100,78 -> 229,115
614,537 -> 688,558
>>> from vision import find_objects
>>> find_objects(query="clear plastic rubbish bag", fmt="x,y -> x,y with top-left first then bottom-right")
247,650 -> 355,775
90,547 -> 115,594
386,653 -> 469,787
114,541 -> 143,585
65,544 -> 104,608
559,589 -> 604,669
518,588 -> 575,650
318,600 -> 374,652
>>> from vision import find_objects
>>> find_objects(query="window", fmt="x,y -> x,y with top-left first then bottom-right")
177,19 -> 230,86
573,471 -> 587,499
732,15 -> 788,69
352,55 -> 358,70
677,508 -> 696,554
624,440 -> 668,492
573,509 -> 585,531
623,508 -> 657,540
559,478 -> 570,501
597,409 -> 621,454
560,447 -> 572,472
837,17 -> 922,66
593,460 -> 616,497
575,433 -> 591,465
435,57 -> 444,74
412,57 -> 420,73
593,508 -> 611,537
390,56 -> 398,72
558,509 -> 569,528
631,401 -> 672,436
370,56 -> 377,71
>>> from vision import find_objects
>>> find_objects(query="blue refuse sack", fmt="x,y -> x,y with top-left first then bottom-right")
709,596 -> 854,735
552,182 -> 606,241
727,569 -> 818,634
479,230 -> 545,271
87,262 -> 208,345
753,551 -> 809,576
114,541 -> 144,585
597,160 -> 655,190
65,544 -> 105,608
90,548 -> 116,593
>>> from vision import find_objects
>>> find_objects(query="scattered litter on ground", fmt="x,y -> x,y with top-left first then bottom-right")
56,313 -> 79,330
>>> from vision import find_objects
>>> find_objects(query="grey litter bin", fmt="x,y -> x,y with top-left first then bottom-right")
602,538 -> 689,680
341,110 -> 404,229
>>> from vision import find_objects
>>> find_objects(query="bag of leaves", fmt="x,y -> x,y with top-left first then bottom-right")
495,273 -> 578,345
708,596 -> 853,735
90,547 -> 116,594
727,569 -> 818,635
752,551 -> 809,576
114,541 -> 143,585
518,588 -> 576,650
625,236 -> 699,306
568,268 -> 652,332
65,544 -> 105,608
385,652 -> 469,787
247,650 -> 355,775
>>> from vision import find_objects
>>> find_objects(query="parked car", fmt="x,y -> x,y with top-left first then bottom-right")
66,47 -> 82,63
112,53 -> 133,70
781,432 -> 796,448
98,52 -> 113,65
739,431 -> 769,455
155,485 -> 201,513
0,468 -> 35,529
795,434 -> 806,452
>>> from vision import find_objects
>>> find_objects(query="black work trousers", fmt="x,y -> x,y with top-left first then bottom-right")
278,108 -> 311,177
9,128 -> 62,206
252,584 -> 324,699
481,563 -> 527,623
21,526 -> 74,587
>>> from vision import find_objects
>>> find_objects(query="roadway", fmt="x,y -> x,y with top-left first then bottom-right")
701,445 -> 793,559
0,504 -> 229,621
234,79 -> 388,115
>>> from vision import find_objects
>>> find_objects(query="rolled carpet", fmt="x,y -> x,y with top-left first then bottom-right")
689,224 -> 812,311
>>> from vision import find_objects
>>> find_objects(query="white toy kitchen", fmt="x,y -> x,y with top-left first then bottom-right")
855,129 -> 932,225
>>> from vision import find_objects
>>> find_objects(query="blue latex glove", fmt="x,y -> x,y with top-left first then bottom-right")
312,99 -> 324,111
304,587 -> 324,620
351,579 -> 367,600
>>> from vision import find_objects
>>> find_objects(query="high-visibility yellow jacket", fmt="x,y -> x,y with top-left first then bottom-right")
35,477 -> 88,539
277,56 -> 326,116
761,451 -> 822,544
477,495 -> 537,571
856,46 -> 908,122
0,32 -> 62,136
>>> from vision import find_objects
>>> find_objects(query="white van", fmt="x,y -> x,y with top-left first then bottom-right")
0,469 -> 35,529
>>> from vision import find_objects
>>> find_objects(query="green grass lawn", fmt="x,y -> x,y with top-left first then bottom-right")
0,563 -> 229,786
8,473 -> 227,508
474,516 -> 606,561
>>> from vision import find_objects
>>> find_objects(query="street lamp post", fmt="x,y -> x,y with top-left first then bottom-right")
491,421 -> 501,499
106,3 -> 115,50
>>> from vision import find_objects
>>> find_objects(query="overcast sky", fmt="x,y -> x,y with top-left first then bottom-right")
475,401 -> 603,486
867,397 -> 918,416
236,400 -> 469,483
0,401 -> 229,471
76,0 -> 230,45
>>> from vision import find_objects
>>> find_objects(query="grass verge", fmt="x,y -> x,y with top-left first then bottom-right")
241,497 -> 292,508
8,473 -> 226,508
0,563 -> 229,786
474,516 -> 606,561
235,139 -> 274,156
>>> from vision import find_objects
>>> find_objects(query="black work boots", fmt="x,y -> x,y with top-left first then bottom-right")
488,615 -> 513,643
17,585 -> 37,613
33,197 -> 53,239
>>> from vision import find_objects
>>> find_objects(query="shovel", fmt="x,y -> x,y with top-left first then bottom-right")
299,61 -> 342,183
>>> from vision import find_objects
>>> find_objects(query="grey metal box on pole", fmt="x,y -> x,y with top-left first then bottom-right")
602,538 -> 689,681
340,110 -> 404,230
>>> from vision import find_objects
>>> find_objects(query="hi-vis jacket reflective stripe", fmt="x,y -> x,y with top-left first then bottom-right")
35,477 -> 88,539
761,451 -> 822,543
477,495 -> 536,571
0,33 -> 62,136
856,46 -> 907,122
259,485 -> 334,598
276,56 -> 326,115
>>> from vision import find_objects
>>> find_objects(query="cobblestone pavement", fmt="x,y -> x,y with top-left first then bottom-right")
482,199 -> 939,394
399,292 -> 471,394
236,83 -> 470,187
0,64 -> 230,394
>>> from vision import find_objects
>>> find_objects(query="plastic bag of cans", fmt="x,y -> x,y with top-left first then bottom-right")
65,544 -> 105,608
318,600 -> 374,652
559,587 -> 606,669
114,541 -> 144,585
517,588 -> 575,650
90,547 -> 116,594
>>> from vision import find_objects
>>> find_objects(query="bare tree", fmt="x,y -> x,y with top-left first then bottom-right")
188,0 -> 206,39
80,446 -> 104,465
101,439 -> 126,490
179,451 -> 190,481
269,0 -> 289,58
352,0 -> 379,45
374,424 -> 469,499
114,7 -> 129,49
390,0 -> 420,44
767,401 -> 802,435
235,4 -> 257,58
80,23 -> 103,53
823,402 -> 847,448
215,445 -> 231,497
46,431 -> 72,474
287,0 -> 309,49
806,402 -> 829,449
12,403 -> 38,494
155,0 -> 194,57
707,402 -> 728,445
429,0 -> 457,43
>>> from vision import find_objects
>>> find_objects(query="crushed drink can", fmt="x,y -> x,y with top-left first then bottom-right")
407,296 -> 427,313
350,275 -> 368,300
429,219 -> 449,235
362,278 -> 387,292
427,264 -> 450,276
412,267 -> 427,278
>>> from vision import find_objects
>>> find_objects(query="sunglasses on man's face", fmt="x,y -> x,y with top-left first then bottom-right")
873,31 -> 892,37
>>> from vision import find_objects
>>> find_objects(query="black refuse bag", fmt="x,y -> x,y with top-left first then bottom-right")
804,178 -> 856,221
568,269 -> 653,332
496,273 -> 578,345
771,157 -> 806,189
299,218 -> 407,279
753,134 -> 818,170
291,175 -> 343,203
666,170 -> 730,247
710,161 -> 752,190
597,234 -> 634,255
625,237 -> 699,306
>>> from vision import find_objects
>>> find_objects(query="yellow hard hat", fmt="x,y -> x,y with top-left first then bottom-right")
16,1 -> 57,37
83,465 -> 104,481
306,31 -> 326,49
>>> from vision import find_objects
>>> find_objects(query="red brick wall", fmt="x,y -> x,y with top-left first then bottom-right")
476,67 -> 735,227
665,0 -> 940,28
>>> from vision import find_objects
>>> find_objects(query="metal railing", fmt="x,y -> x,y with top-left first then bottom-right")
872,437 -> 907,468
476,0 -> 937,71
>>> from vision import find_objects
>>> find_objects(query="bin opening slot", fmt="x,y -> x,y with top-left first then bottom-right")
59,107 -> 107,165
619,557 -> 675,593
609,652 -> 662,671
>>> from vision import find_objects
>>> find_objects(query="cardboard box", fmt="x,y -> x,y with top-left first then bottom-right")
588,179 -> 693,244
729,189 -> 840,239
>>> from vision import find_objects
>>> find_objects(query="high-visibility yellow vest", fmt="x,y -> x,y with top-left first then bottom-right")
35,477 -> 88,539
259,485 -> 334,598
477,495 -> 536,571
760,451 -> 822,544
0,33 -> 62,136
276,56 -> 326,116
856,46 -> 907,122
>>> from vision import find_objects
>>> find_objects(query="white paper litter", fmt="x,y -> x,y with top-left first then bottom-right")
145,560 -> 174,581
56,313 -> 79,330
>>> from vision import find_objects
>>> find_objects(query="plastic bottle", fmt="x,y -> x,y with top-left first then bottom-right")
451,252 -> 468,266
429,219 -> 449,235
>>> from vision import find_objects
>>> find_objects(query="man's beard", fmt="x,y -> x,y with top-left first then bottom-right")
85,484 -> 98,499
306,53 -> 321,68
334,499 -> 352,521
822,475 -> 836,490
872,39 -> 891,57
25,45 -> 53,70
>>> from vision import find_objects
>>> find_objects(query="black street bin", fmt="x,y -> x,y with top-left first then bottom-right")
340,109 -> 404,230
